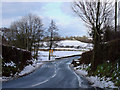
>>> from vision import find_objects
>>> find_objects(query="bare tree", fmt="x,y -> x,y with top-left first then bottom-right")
9,14 -> 44,59
72,0 -> 113,70
47,20 -> 59,60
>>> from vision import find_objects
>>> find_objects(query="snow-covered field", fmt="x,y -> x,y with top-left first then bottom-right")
38,40 -> 93,61
41,40 -> 93,50
57,40 -> 88,47
37,51 -> 82,61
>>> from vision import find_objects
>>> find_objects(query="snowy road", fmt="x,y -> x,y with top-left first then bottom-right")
3,56 -> 94,89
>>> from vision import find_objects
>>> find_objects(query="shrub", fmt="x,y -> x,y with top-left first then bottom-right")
2,45 -> 32,77
79,50 -> 93,64
80,39 -> 120,66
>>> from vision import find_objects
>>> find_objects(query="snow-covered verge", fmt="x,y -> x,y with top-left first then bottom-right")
73,64 -> 118,88
19,59 -> 43,76
1,59 -> 43,82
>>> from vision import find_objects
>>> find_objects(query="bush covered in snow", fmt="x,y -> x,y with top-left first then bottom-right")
93,62 -> 120,86
73,62 -> 120,88
2,45 -> 32,77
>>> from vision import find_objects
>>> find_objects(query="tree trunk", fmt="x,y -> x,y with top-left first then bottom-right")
115,0 -> 117,32
91,0 -> 101,71
35,40 -> 40,60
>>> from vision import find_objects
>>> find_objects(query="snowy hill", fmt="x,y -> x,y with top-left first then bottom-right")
57,40 -> 89,47
40,40 -> 93,50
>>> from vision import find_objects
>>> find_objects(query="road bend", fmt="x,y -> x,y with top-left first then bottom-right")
3,56 -> 94,89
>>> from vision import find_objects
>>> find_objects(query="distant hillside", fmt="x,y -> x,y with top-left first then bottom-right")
57,40 -> 89,48
41,40 -> 93,49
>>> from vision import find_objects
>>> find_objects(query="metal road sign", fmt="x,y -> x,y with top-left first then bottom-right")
49,49 -> 53,56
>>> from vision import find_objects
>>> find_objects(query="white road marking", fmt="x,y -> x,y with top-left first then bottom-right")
31,66 -> 57,87
31,79 -> 49,87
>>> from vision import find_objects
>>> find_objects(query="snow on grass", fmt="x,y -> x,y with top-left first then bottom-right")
19,59 -> 43,76
54,51 -> 82,58
41,40 -> 93,50
1,77 -> 12,81
37,51 -> 83,61
76,69 -> 88,76
19,65 -> 35,76
19,64 -> 35,76
37,40 -> 91,61
1,59 -> 43,81
53,47 -> 81,51
86,76 -> 117,88
74,65 -> 88,76
4,61 -> 16,67
74,63 -> 117,88
57,40 -> 88,47
74,59 -> 80,61
37,40 -> 93,62
57,40 -> 93,50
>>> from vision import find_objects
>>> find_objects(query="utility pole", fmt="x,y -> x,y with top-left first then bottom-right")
48,20 -> 58,60
48,31 -> 53,60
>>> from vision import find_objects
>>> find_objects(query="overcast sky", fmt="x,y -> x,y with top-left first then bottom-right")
1,2 -> 88,37
1,0 -> 120,37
